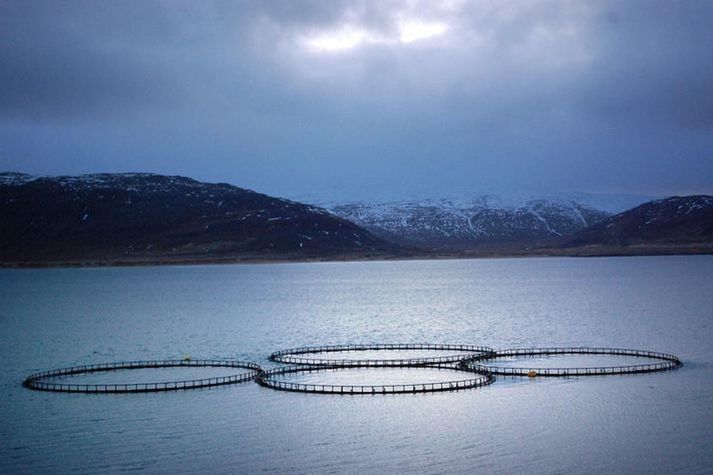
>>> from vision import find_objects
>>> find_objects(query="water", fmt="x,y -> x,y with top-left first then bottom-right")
51,367 -> 253,385
270,367 -> 480,386
482,354 -> 664,369
281,349 -> 482,360
1,256 -> 712,473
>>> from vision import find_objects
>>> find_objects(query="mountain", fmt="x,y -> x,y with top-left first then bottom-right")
322,197 -> 610,251
295,189 -> 659,214
3,172 -> 708,266
0,172 -> 404,266
558,195 -> 713,254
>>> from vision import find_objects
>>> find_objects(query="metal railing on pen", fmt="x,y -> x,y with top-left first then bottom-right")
462,347 -> 682,377
257,364 -> 496,394
270,343 -> 495,366
23,359 -> 263,393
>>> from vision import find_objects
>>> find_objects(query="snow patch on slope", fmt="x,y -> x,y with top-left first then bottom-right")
316,196 -> 612,249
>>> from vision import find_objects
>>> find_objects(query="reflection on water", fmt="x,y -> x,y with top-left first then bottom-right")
1,256 -> 712,473
52,367 -> 251,385
286,349 -> 480,360
273,367 -> 475,386
483,354 -> 664,369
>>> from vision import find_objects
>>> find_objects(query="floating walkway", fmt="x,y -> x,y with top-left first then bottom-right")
22,359 -> 262,393
257,364 -> 495,394
270,343 -> 494,366
462,347 -> 682,377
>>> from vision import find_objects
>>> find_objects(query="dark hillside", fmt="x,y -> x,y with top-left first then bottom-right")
0,172 -> 405,266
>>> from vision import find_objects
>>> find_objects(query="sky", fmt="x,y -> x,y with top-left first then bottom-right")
1,0 -> 712,200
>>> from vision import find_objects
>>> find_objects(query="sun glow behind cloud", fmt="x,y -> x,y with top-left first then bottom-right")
304,25 -> 375,52
303,19 -> 448,53
398,19 -> 448,43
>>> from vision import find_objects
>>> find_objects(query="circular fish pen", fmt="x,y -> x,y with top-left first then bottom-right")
257,364 -> 495,394
23,359 -> 263,393
269,343 -> 494,367
462,347 -> 682,377
21,346 -> 684,395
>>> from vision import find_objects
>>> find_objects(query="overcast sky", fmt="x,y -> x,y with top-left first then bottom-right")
1,0 -> 712,199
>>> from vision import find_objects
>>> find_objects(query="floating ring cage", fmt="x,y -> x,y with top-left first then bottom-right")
269,343 -> 495,367
22,359 -> 263,393
257,364 -> 496,394
22,344 -> 683,395
462,347 -> 683,377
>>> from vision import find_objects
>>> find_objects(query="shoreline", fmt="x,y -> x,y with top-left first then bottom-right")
2,245 -> 711,269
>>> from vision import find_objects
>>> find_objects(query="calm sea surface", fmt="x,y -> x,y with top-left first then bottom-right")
1,256 -> 712,474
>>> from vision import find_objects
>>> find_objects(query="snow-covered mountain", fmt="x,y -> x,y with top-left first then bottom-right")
312,196 -> 614,250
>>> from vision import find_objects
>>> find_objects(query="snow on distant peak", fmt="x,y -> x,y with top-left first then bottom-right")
294,190 -> 660,214
644,195 -> 713,219
0,172 -> 37,186
320,195 -> 613,249
52,173 -> 184,187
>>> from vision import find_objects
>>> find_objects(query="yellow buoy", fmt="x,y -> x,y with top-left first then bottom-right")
527,370 -> 537,378
183,354 -> 192,362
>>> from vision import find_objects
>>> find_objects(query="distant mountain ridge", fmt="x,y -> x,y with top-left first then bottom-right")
0,172 -> 403,265
1,172 -> 711,266
324,198 -> 609,251
296,190 -> 660,214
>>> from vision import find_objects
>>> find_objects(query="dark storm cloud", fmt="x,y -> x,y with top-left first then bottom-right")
574,1 -> 713,128
0,0 -> 712,197
0,1 -> 252,120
